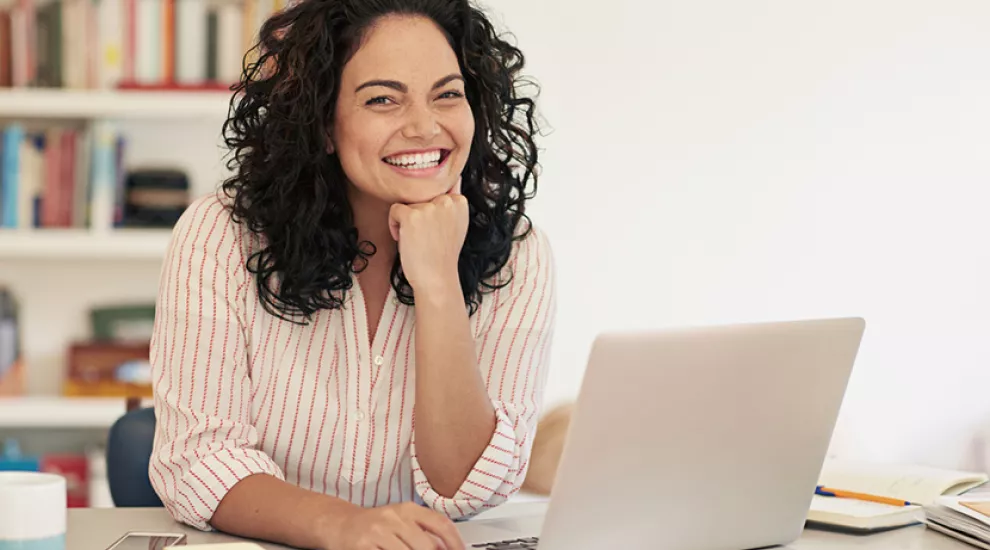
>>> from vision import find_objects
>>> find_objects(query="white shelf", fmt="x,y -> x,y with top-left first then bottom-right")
0,397 -> 130,428
0,89 -> 231,120
0,229 -> 172,260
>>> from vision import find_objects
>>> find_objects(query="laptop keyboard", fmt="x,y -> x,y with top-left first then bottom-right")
471,537 -> 539,549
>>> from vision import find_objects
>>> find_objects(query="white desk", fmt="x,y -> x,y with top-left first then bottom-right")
67,502 -> 972,550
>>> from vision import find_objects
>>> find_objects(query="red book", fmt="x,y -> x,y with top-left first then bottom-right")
59,130 -> 75,227
40,454 -> 89,508
41,128 -> 61,228
0,11 -> 10,87
16,0 -> 34,85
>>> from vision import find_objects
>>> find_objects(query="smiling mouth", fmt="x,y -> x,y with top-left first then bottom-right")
382,149 -> 451,171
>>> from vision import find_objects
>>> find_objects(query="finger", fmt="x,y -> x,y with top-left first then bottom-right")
395,521 -> 442,550
389,204 -> 409,242
432,193 -> 454,207
413,509 -> 464,550
447,176 -> 462,196
376,533 -> 412,550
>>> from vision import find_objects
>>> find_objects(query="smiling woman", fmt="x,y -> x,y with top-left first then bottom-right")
147,1 -> 556,550
220,0 -> 541,319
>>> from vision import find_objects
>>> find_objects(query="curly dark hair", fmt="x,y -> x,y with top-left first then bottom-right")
219,0 -> 541,322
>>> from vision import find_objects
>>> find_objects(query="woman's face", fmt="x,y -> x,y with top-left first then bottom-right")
333,14 -> 475,207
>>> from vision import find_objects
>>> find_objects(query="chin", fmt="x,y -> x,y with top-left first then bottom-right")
385,176 -> 458,203
394,188 -> 448,204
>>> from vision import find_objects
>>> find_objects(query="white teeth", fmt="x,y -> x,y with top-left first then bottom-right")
405,160 -> 440,170
384,150 -> 443,169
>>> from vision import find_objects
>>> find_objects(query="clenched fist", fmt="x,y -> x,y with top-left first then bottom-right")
388,178 -> 468,296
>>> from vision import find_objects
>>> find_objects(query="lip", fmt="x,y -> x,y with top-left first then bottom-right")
382,148 -> 451,179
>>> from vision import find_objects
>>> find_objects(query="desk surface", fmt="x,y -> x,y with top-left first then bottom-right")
68,502 -> 972,550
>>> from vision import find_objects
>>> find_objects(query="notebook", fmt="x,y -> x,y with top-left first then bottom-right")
806,459 -> 989,533
806,495 -> 923,532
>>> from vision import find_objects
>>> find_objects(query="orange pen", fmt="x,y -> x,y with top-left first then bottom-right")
815,485 -> 915,507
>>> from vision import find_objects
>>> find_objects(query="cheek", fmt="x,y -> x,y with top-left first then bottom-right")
338,117 -> 390,168
454,109 -> 476,149
335,138 -> 379,190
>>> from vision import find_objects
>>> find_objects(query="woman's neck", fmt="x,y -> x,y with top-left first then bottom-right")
348,186 -> 397,264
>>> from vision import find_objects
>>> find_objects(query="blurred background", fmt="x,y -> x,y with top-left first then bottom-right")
0,0 -> 255,507
3,0 -> 990,509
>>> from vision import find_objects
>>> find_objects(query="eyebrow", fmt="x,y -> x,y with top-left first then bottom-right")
355,74 -> 464,93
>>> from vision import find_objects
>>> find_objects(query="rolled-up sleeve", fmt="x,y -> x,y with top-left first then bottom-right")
411,225 -> 557,519
149,197 -> 285,530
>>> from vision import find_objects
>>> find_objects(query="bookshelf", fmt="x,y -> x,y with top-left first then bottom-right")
0,0 -> 270,506
0,90 -> 226,399
0,229 -> 173,260
0,89 -> 232,120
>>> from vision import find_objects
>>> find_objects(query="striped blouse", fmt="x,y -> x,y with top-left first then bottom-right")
148,195 -> 557,531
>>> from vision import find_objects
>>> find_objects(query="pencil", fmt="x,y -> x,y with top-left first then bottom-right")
815,485 -> 915,507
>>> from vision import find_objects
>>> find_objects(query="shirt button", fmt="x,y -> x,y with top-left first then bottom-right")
356,410 -> 367,421
374,355 -> 384,366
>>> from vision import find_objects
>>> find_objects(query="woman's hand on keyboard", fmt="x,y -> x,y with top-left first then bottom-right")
330,502 -> 465,550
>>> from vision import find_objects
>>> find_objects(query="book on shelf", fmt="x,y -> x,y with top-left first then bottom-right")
805,458 -> 989,533
0,288 -> 23,396
0,121 -> 126,230
0,0 -> 287,90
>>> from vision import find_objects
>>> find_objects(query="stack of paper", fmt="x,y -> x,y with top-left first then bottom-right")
925,496 -> 990,549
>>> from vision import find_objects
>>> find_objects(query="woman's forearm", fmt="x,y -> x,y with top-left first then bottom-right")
414,281 -> 496,498
211,474 -> 358,550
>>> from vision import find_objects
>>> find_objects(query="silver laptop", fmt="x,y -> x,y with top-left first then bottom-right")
457,317 -> 865,550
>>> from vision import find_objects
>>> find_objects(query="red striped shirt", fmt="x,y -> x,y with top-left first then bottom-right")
149,195 -> 557,530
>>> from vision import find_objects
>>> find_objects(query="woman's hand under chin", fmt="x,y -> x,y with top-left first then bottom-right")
388,177 -> 468,297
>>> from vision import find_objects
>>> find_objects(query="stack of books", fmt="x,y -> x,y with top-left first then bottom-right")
926,494 -> 990,548
0,0 -> 286,90
0,122 -> 125,230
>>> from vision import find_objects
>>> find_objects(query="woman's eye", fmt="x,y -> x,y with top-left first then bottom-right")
366,96 -> 394,106
438,91 -> 464,100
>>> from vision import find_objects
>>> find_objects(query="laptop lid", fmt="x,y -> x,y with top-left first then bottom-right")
538,317 -> 864,550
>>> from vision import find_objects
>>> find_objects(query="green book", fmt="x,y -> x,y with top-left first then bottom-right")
34,1 -> 62,88
206,9 -> 218,81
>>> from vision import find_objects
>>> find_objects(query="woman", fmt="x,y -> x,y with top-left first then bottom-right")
149,0 -> 556,548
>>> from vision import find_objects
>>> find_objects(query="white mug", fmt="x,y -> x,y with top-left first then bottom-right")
0,472 -> 66,550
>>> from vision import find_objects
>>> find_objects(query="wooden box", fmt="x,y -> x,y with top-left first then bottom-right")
63,342 -> 153,398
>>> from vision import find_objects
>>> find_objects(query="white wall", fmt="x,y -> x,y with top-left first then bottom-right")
491,0 -> 990,471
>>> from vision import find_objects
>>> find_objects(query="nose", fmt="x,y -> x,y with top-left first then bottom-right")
401,103 -> 441,141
